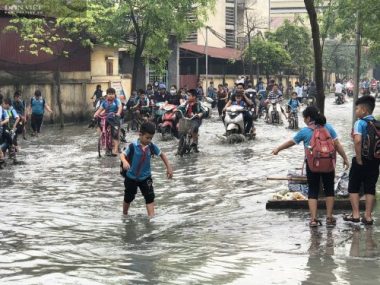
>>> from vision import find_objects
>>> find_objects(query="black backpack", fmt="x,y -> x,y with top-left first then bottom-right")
362,118 -> 380,160
120,143 -> 156,178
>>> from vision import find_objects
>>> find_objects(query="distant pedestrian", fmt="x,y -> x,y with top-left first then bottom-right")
91,85 -> 103,108
29,90 -> 53,136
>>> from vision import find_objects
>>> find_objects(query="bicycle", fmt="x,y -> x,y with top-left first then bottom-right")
176,110 -> 198,156
97,113 -> 114,157
287,106 -> 299,129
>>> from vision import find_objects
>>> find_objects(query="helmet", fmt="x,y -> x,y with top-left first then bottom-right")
159,83 -> 166,89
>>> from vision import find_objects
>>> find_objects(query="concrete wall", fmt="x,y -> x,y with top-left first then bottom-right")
91,46 -> 118,77
197,0 -> 226,48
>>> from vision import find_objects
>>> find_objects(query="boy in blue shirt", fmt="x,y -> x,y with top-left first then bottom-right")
287,91 -> 300,113
120,122 -> 173,218
345,96 -> 379,225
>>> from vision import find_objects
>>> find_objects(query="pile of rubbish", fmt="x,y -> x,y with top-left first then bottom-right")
272,190 -> 307,201
269,170 -> 349,201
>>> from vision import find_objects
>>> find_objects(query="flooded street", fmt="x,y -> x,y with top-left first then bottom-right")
1,95 -> 380,285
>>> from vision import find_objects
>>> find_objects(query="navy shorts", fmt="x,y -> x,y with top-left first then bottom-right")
348,157 -> 380,195
124,176 -> 155,204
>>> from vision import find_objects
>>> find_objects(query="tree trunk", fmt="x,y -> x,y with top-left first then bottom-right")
54,59 -> 64,129
304,0 -> 325,114
131,46 -> 144,91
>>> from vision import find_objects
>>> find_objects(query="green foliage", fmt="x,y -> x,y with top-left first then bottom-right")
323,40 -> 371,78
246,37 -> 291,76
266,19 -> 313,75
90,0 -> 214,75
3,0 -> 214,74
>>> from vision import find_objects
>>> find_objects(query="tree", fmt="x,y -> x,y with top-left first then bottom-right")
239,7 -> 268,84
246,37 -> 291,81
93,0 -> 214,90
304,0 -> 325,114
267,19 -> 313,81
3,0 -> 94,128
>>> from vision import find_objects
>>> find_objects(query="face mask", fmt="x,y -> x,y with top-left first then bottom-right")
170,89 -> 176,95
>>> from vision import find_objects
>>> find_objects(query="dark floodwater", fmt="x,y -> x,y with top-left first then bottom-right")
1,95 -> 380,285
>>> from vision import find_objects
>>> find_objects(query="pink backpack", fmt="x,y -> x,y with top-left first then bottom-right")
305,125 -> 336,173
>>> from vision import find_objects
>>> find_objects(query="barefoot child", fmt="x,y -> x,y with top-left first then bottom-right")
120,122 -> 173,218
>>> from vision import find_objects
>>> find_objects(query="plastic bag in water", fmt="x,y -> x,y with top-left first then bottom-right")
334,171 -> 349,197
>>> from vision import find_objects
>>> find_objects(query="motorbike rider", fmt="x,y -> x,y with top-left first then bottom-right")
13,91 -> 27,140
132,89 -> 151,118
167,85 -> 184,106
334,80 -> 345,103
223,82 -> 255,136
0,94 -> 10,164
266,83 -> 283,123
245,82 -> 259,118
177,89 -> 205,153
154,83 -> 170,104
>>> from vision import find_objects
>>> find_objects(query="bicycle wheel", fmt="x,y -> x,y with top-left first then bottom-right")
177,134 -> 187,156
98,135 -> 102,157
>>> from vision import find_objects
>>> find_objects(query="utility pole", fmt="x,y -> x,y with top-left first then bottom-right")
205,26 -> 209,92
353,0 -> 361,127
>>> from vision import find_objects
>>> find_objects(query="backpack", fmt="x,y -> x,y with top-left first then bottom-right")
305,125 -> 336,173
120,143 -> 156,178
362,118 -> 380,160
31,98 -> 45,112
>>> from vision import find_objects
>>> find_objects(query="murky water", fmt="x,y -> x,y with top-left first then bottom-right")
1,95 -> 380,285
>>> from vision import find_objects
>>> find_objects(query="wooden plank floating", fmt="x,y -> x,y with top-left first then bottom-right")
266,199 -> 367,210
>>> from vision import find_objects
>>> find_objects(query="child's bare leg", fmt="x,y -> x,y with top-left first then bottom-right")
364,194 -> 375,221
123,202 -> 130,215
349,193 -> 361,219
146,203 -> 155,218
325,196 -> 334,218
308,199 -> 318,220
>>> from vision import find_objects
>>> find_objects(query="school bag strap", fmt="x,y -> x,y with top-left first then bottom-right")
120,143 -> 156,178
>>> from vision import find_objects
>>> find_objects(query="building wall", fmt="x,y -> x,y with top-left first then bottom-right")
197,0 -> 226,48
91,46 -> 119,77
0,46 -> 131,122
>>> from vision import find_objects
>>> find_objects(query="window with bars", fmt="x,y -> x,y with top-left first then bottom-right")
225,6 -> 235,26
183,13 -> 198,43
225,29 -> 236,48
106,60 -> 113,76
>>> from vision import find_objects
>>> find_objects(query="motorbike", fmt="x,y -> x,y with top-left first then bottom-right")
335,93 -> 344,105
346,82 -> 354,97
152,102 -> 166,128
224,105 -> 254,143
302,96 -> 315,107
158,104 -> 177,140
266,99 -> 281,124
